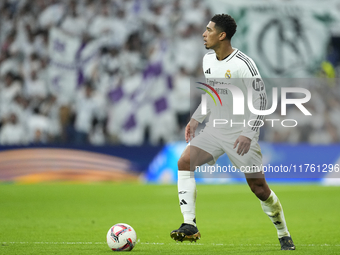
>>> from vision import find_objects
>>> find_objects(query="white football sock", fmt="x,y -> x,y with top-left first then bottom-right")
178,171 -> 197,226
260,190 -> 290,238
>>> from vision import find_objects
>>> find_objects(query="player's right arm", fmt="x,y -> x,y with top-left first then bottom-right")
188,98 -> 211,142
185,53 -> 211,142
189,52 -> 212,127
185,118 -> 199,143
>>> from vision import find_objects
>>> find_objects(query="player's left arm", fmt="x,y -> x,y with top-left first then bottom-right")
235,61 -> 267,155
233,135 -> 252,156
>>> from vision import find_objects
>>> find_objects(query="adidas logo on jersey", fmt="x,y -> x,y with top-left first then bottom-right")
205,68 -> 211,74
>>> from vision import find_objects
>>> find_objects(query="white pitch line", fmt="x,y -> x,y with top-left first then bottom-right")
1,242 -> 340,247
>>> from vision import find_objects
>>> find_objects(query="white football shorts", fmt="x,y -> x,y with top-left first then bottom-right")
189,127 -> 263,173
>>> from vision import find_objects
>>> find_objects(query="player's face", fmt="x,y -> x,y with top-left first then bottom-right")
202,21 -> 221,50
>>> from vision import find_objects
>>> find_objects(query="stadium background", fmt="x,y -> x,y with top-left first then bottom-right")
1,1 -> 340,254
1,0 -> 340,184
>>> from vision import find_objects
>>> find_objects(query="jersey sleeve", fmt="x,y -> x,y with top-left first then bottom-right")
191,54 -> 212,123
192,102 -> 210,123
239,59 -> 267,140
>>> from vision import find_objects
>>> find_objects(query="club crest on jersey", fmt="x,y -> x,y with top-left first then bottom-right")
225,70 -> 231,79
252,78 -> 264,91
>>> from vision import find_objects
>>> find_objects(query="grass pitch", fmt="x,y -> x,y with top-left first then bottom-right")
0,183 -> 340,254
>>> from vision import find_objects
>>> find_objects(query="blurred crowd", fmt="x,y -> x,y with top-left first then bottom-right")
0,0 -> 210,145
260,79 -> 340,144
0,0 -> 340,146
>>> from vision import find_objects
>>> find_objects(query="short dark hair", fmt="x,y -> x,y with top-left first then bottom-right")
211,14 -> 237,40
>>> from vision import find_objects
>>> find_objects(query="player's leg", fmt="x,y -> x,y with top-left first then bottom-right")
171,145 -> 213,242
177,145 -> 213,224
245,172 -> 295,250
222,137 -> 295,250
244,172 -> 271,200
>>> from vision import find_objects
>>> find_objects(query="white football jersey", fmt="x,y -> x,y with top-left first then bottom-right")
192,48 -> 267,140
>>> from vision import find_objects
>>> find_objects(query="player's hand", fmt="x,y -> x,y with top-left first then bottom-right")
185,119 -> 199,143
233,135 -> 251,156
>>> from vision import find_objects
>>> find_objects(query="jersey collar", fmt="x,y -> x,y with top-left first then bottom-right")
218,48 -> 239,62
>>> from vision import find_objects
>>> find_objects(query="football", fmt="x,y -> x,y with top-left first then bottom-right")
106,223 -> 137,251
